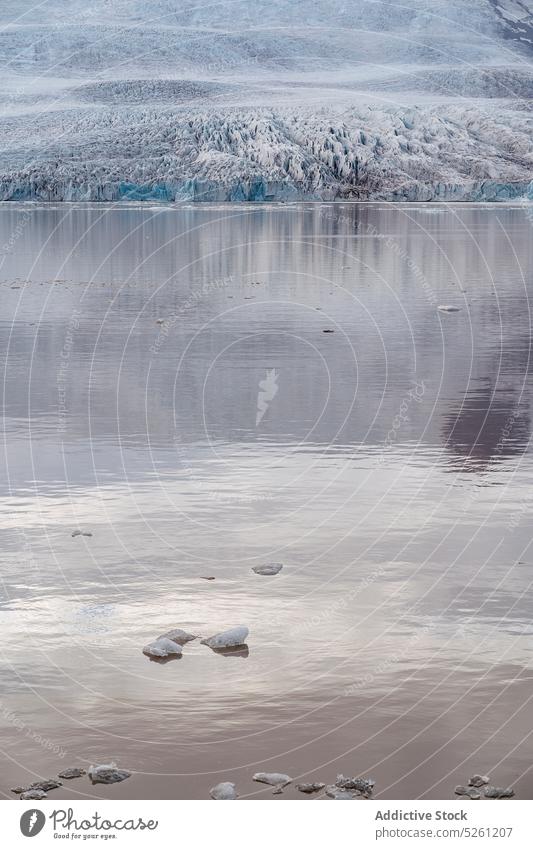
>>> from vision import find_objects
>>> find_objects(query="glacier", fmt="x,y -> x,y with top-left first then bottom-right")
0,0 -> 532,202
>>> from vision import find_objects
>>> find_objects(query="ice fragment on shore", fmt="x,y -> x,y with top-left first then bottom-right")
210,781 -> 238,799
201,626 -> 249,649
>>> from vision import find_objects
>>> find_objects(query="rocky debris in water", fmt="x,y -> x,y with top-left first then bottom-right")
437,305 -> 461,312
201,626 -> 249,649
455,785 -> 481,799
483,786 -> 515,799
158,628 -> 197,645
469,775 -> 490,788
210,781 -> 238,800
296,782 -> 326,794
142,637 -> 184,658
253,772 -> 293,792
335,775 -> 375,796
72,530 -> 92,537
88,763 -> 131,785
20,788 -> 47,800
58,767 -> 86,779
252,562 -> 283,576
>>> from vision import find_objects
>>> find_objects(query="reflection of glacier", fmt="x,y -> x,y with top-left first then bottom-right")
1,1 -> 533,201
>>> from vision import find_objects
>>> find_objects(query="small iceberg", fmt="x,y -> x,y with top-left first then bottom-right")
210,781 -> 238,800
201,626 -> 249,649
437,305 -> 461,312
252,562 -> 283,576
89,763 -> 131,785
142,637 -> 183,658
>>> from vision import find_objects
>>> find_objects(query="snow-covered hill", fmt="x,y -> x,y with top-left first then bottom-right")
0,0 -> 532,201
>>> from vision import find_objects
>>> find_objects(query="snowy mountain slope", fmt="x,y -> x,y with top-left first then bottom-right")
0,0 -> 532,201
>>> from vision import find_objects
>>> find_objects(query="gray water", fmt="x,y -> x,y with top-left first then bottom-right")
1,202 -> 533,800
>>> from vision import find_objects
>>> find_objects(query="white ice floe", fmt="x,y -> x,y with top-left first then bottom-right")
142,637 -> 184,658
200,626 -> 249,649
437,305 -> 461,312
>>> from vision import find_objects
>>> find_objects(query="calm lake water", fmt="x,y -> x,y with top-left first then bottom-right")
1,202 -> 532,800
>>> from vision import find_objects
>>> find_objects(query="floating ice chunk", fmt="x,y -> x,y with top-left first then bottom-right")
253,772 -> 292,788
89,763 -> 131,784
252,563 -> 283,576
437,305 -> 461,312
210,781 -> 238,799
468,774 -> 490,788
483,786 -> 515,799
325,785 -> 357,799
296,782 -> 325,794
158,629 -> 197,645
72,530 -> 92,537
20,788 -> 47,800
201,626 -> 249,649
335,774 -> 375,795
454,785 -> 481,799
142,637 -> 183,658
58,767 -> 86,779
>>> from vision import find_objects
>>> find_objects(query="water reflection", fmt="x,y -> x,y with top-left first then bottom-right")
1,203 -> 533,799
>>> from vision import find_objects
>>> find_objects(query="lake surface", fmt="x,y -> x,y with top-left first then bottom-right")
1,202 -> 532,800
